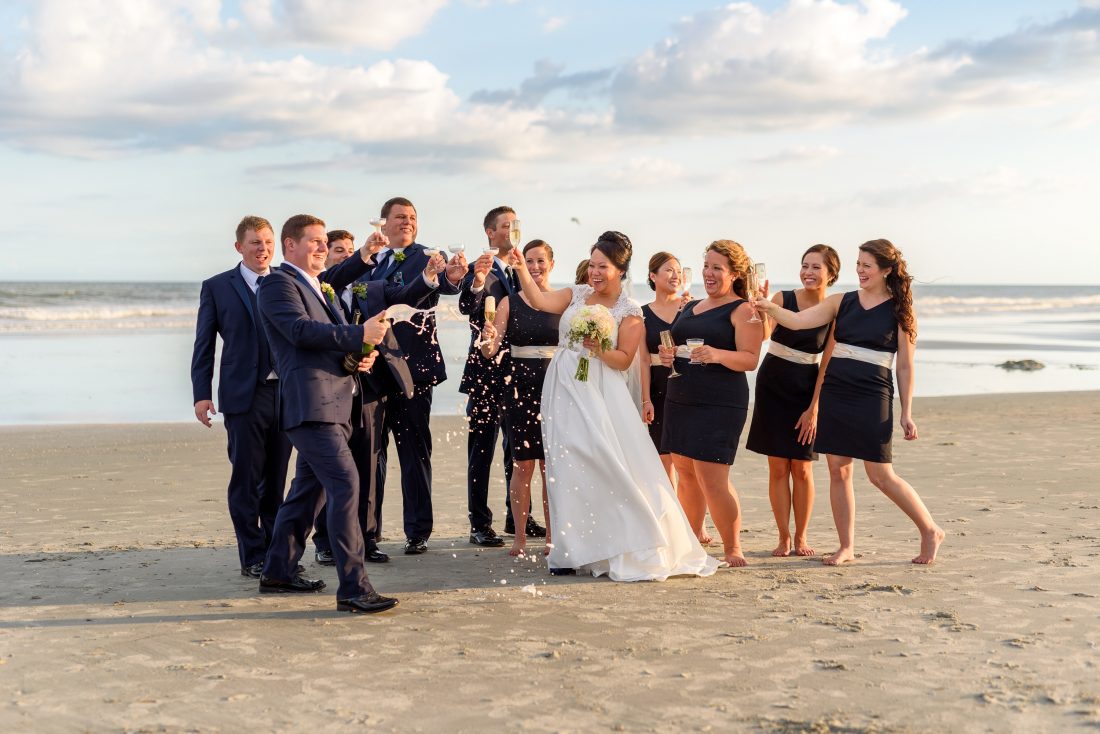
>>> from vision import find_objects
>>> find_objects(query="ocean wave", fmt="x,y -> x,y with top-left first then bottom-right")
0,301 -> 470,333
916,294 -> 1100,316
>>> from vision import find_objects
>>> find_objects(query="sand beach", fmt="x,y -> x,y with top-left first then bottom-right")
1,391 -> 1099,732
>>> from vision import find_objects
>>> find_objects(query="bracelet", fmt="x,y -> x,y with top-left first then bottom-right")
642,400 -> 653,406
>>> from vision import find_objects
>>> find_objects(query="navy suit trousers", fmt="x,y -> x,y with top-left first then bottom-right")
378,384 -> 434,540
263,422 -> 372,600
222,382 -> 290,567
313,395 -> 385,553
465,386 -> 514,531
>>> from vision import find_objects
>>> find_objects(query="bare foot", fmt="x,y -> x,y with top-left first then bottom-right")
772,537 -> 792,557
724,552 -> 747,567
822,548 -> 855,565
913,526 -> 945,564
543,538 -> 553,557
698,531 -> 714,546
508,542 -> 527,557
793,536 -> 815,556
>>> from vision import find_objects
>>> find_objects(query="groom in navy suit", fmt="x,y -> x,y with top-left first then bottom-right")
457,206 -> 543,546
191,215 -> 292,578
369,197 -> 468,555
257,214 -> 397,614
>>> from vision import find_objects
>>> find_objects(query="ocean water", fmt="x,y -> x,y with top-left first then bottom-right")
0,281 -> 1097,425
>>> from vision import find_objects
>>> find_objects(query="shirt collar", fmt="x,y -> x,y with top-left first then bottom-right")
239,262 -> 269,292
283,261 -> 322,295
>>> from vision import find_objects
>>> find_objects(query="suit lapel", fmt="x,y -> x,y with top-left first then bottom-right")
281,264 -> 343,324
492,262 -> 515,297
228,267 -> 256,323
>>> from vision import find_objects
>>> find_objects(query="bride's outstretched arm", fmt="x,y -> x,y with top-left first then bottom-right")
585,315 -> 643,371
508,248 -> 572,314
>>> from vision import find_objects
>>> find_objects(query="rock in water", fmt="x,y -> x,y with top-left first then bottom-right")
997,359 -> 1044,371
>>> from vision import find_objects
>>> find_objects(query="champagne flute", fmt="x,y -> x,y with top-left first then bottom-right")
746,265 -> 762,323
509,219 -> 522,248
681,267 -> 693,298
659,330 -> 681,379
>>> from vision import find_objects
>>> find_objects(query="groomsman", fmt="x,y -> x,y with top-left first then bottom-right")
257,213 -> 397,613
325,229 -> 356,268
369,197 -> 467,555
312,229 -> 444,567
459,207 -> 545,543
191,216 -> 292,579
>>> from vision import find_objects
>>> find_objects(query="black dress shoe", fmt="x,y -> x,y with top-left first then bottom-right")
525,519 -> 547,538
365,549 -> 390,563
259,574 -> 327,593
503,519 -> 516,535
315,550 -> 335,566
469,528 -> 506,547
404,538 -> 428,555
336,591 -> 399,614
241,562 -> 263,578
549,567 -> 576,576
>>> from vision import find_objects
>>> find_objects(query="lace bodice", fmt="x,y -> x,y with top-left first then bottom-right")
558,284 -> 644,350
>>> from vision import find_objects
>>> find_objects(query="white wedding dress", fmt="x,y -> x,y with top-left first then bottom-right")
541,285 -> 720,581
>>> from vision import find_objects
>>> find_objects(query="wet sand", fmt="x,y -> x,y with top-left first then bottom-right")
1,391 -> 1098,732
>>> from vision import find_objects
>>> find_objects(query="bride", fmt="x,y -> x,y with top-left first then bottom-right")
509,231 -> 720,581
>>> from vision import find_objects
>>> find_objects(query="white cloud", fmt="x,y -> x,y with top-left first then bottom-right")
240,0 -> 446,50
611,0 -> 1100,133
0,0 -> 543,160
748,145 -> 841,165
543,17 -> 567,33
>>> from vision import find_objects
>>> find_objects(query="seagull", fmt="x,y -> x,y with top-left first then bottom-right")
570,217 -> 581,225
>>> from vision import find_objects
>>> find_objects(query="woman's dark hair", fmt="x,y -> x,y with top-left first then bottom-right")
647,251 -> 678,291
589,231 -> 632,277
522,239 -> 554,260
859,239 -> 916,343
803,244 -> 840,286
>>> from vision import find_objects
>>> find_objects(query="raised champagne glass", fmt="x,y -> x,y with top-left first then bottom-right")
746,265 -> 762,323
369,218 -> 385,234
681,267 -> 693,298
509,220 -> 522,248
660,329 -> 681,379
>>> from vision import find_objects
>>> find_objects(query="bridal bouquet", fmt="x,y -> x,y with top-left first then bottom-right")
566,305 -> 615,381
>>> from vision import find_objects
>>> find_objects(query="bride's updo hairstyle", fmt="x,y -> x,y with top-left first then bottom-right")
590,231 -> 632,279
706,239 -> 751,299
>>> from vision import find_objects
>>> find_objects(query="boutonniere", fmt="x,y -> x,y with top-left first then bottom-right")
393,250 -> 407,263
320,282 -> 336,304
351,282 -> 367,299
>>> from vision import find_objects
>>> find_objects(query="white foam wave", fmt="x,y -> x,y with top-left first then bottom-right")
916,294 -> 1100,316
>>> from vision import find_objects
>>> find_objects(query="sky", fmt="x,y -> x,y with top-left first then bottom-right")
0,0 -> 1097,285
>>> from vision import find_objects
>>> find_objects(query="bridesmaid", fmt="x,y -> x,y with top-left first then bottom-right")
659,241 -> 764,566
755,239 -> 945,565
481,240 -> 560,557
746,244 -> 839,557
639,252 -> 682,481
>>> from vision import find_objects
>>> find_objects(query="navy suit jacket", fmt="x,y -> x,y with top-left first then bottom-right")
457,261 -> 516,395
342,272 -> 434,404
258,263 -> 367,431
191,264 -> 269,414
367,243 -> 460,387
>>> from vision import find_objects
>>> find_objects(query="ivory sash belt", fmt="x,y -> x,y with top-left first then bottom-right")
767,341 -> 822,365
832,342 -> 894,369
510,345 -> 558,359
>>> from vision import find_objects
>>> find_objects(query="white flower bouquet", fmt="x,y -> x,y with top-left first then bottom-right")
566,304 -> 615,381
